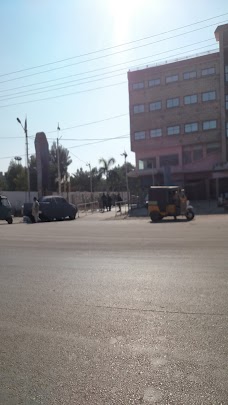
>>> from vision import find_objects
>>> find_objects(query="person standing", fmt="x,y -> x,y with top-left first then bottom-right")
117,193 -> 122,212
32,197 -> 39,223
107,193 -> 112,211
101,193 -> 107,213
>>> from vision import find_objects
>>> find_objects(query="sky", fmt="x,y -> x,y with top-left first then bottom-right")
0,0 -> 227,175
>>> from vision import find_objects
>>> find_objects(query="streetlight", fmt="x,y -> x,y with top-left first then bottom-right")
121,151 -> 129,207
14,156 -> 22,165
16,117 -> 30,201
86,162 -> 93,202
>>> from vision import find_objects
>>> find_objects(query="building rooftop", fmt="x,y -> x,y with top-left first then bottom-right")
128,48 -> 219,73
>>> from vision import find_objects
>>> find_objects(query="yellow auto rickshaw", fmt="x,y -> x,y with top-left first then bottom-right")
147,186 -> 194,222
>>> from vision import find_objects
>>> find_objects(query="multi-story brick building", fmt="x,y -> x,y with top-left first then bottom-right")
128,24 -> 228,199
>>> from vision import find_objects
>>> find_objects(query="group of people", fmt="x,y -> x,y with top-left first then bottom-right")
100,192 -> 123,212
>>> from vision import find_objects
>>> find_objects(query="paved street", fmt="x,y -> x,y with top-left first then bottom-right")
0,215 -> 228,404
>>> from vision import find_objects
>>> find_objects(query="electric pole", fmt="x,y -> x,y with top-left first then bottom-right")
17,117 -> 30,202
86,162 -> 93,202
121,151 -> 129,207
57,123 -> 61,195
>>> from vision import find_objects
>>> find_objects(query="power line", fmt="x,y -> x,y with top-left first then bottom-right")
45,113 -> 129,135
0,154 -> 26,160
0,43 -> 219,107
0,39 -> 215,99
0,72 -> 126,102
0,113 -> 129,143
0,38 -> 215,94
0,19 -> 225,85
0,81 -> 126,109
0,13 -> 226,78
68,135 -> 129,150
70,151 -> 88,165
0,134 -> 129,161
0,136 -> 26,139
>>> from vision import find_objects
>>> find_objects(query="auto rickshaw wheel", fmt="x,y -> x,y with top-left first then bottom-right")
150,212 -> 161,222
186,209 -> 195,221
7,216 -> 13,224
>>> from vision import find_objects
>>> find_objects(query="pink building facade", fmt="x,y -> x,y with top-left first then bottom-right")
128,24 -> 228,199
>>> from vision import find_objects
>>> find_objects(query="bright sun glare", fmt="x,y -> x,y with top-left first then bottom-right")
109,0 -> 140,42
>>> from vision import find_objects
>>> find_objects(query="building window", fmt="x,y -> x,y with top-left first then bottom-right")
202,91 -> 216,102
139,158 -> 156,170
184,94 -> 198,104
183,150 -> 192,164
166,75 -> 178,84
133,104 -> 144,114
203,120 -> 217,130
225,66 -> 228,82
150,128 -> 162,138
226,95 -> 228,110
193,147 -> 203,161
183,71 -> 197,80
149,78 -> 160,87
134,131 -> 146,140
167,126 -> 180,135
201,67 -> 215,76
132,82 -> 144,90
160,154 -> 179,167
166,97 -> 179,108
185,122 -> 198,133
149,101 -> 162,111
206,143 -> 220,154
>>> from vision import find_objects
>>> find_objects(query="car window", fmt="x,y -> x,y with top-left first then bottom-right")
41,197 -> 53,203
57,198 -> 67,204
1,198 -> 10,207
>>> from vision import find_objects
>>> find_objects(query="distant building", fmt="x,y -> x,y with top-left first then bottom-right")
127,24 -> 228,199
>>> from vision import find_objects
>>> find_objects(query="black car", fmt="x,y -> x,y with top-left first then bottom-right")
23,195 -> 77,222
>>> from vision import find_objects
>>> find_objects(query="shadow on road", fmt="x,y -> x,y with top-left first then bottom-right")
149,218 -> 194,224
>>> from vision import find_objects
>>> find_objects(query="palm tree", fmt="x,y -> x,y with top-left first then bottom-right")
98,157 -> 116,179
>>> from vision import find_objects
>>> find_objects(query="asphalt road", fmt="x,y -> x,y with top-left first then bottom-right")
0,214 -> 228,405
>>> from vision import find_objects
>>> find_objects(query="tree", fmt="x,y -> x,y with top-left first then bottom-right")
0,174 -> 6,190
70,167 -> 104,192
5,160 -> 27,191
49,142 -> 72,191
98,157 -> 116,179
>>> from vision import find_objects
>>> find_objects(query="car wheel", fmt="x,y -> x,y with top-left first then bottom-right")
69,215 -> 76,220
7,216 -> 13,224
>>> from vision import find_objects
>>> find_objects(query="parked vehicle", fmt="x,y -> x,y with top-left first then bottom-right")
23,195 -> 77,222
147,186 -> 195,222
0,195 -> 13,224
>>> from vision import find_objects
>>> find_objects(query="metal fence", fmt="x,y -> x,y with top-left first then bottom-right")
76,201 -> 100,218
114,201 -> 129,217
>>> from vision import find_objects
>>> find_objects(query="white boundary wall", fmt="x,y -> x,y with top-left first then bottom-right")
0,191 -> 127,210
0,191 -> 38,210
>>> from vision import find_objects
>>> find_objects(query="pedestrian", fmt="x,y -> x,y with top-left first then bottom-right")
32,197 -> 39,223
117,193 -> 122,212
107,193 -> 112,211
101,193 -> 107,213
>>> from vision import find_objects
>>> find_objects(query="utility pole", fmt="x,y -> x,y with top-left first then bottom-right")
17,117 -> 30,202
121,151 -> 129,206
57,123 -> 61,195
86,162 -> 93,202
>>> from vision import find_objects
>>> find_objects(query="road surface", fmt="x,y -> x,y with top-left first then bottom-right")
0,214 -> 227,404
